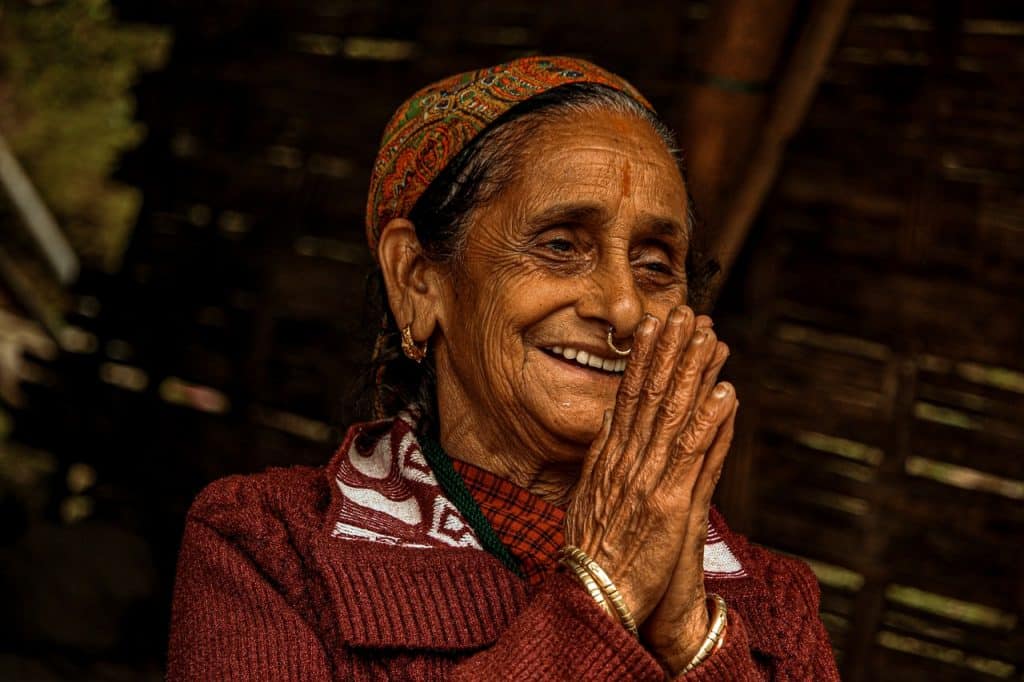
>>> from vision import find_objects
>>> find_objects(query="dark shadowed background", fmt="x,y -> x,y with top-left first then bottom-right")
1,1 -> 1022,680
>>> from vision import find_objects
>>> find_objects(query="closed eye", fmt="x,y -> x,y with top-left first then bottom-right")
631,239 -> 680,280
641,261 -> 673,274
544,238 -> 575,253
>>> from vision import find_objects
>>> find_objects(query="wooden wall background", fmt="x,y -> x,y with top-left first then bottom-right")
714,2 -> 1024,679
4,0 -> 1021,679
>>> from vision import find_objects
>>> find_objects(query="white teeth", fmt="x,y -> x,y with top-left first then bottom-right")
547,346 -> 626,374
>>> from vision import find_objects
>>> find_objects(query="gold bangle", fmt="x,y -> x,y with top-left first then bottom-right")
559,555 -> 615,618
561,546 -> 639,638
681,593 -> 728,674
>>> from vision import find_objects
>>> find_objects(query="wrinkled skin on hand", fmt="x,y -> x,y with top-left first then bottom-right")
565,306 -> 737,674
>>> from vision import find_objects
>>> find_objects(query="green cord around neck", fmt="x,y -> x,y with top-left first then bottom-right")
419,435 -> 523,577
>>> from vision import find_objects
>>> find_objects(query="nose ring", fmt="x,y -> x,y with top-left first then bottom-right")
606,326 -> 633,357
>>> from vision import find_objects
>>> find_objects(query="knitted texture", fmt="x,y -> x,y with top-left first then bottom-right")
364,55 -> 651,253
168,417 -> 841,680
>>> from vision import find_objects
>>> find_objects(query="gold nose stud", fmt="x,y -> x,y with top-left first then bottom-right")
606,327 -> 632,356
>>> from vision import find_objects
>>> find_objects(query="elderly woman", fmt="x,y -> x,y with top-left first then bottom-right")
167,57 -> 839,680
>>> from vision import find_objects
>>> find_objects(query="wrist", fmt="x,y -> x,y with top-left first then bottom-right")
655,608 -> 709,675
559,545 -> 639,637
658,594 -> 728,676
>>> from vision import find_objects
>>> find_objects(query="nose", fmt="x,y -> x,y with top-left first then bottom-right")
575,255 -> 645,341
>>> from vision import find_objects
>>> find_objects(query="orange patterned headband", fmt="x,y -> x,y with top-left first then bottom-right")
364,56 -> 651,256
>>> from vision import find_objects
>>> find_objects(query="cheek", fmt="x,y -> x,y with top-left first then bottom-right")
446,265 -> 575,404
644,289 -> 687,320
459,253 -> 565,331
445,264 -> 541,372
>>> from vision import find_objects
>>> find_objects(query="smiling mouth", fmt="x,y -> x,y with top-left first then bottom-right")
543,345 -> 627,374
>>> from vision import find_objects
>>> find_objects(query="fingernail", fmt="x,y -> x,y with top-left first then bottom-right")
668,308 -> 684,326
713,383 -> 730,398
640,315 -> 658,335
693,329 -> 706,344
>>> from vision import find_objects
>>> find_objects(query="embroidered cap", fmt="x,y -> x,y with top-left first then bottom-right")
364,56 -> 651,256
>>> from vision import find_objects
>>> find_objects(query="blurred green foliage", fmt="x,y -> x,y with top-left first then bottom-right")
0,0 -> 171,272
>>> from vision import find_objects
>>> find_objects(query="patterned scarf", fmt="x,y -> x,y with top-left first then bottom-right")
330,413 -> 748,581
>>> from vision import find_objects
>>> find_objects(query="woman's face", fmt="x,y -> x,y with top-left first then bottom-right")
431,109 -> 690,462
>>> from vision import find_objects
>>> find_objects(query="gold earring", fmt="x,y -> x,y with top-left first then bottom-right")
400,325 -> 427,363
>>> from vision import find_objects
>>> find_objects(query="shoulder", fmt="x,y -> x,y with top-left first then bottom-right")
185,464 -> 331,555
707,509 -> 835,669
744,540 -> 824,627
708,507 -> 826,657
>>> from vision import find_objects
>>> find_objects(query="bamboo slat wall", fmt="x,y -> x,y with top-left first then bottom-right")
13,0 -> 1019,678
717,1 -> 1024,679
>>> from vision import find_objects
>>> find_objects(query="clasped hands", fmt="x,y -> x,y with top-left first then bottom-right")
564,305 -> 738,675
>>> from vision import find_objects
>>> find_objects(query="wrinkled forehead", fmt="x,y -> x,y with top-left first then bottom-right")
494,110 -> 690,235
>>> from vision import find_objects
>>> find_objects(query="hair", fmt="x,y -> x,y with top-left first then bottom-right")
359,82 -> 719,433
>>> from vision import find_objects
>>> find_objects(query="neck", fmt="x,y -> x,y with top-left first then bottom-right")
435,401 -> 582,509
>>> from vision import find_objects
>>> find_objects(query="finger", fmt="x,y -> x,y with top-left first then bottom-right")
630,306 -> 694,441
690,341 -> 730,422
682,398 -> 738,552
624,306 -> 695,474
642,328 -> 719,476
605,314 -> 659,450
589,315 -> 660,495
666,382 -> 735,489
580,409 -> 613,482
684,311 -> 724,411
691,397 -> 737,514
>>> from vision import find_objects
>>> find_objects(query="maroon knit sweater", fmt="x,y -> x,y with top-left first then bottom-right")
167,416 -> 840,680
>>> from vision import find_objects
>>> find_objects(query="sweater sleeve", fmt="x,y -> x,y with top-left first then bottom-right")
753,553 -> 841,681
673,551 -> 840,681
167,517 -> 332,682
452,571 -> 667,680
673,605 -> 764,681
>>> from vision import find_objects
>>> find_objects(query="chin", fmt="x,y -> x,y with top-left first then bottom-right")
541,401 -> 609,448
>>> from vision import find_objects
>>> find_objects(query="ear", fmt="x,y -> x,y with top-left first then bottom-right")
377,217 -> 446,343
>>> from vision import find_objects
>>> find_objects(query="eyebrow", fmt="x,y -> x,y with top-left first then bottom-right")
527,202 -> 688,238
644,215 -> 688,240
526,202 -> 610,230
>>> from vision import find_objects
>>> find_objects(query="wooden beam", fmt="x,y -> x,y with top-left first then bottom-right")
713,0 -> 855,288
677,0 -> 800,231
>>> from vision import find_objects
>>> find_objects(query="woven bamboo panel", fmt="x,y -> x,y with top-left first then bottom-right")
717,2 -> 1024,679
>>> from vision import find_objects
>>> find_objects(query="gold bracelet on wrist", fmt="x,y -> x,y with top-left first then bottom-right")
560,545 -> 639,637
680,593 -> 728,674
560,554 -> 615,618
